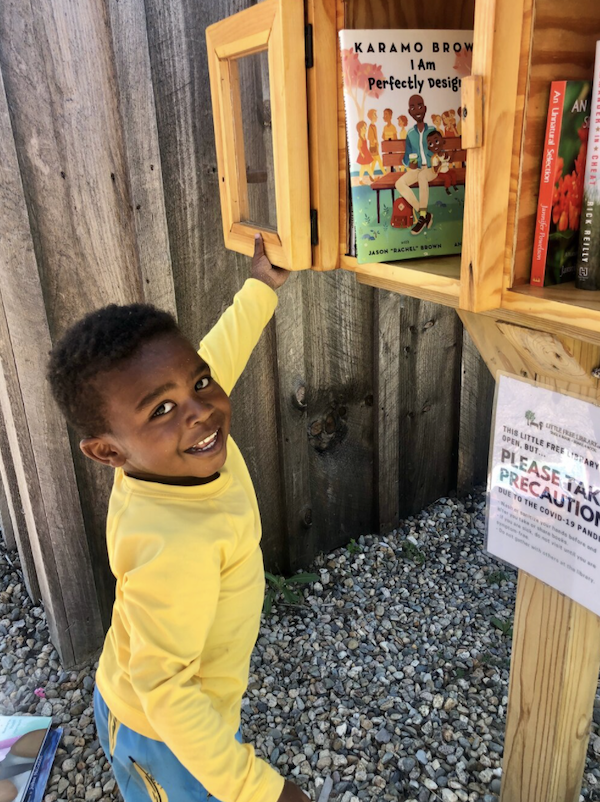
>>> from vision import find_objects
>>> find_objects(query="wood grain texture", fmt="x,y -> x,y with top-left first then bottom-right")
374,291 -> 402,531
0,0 -> 147,629
0,408 -> 39,600
457,327 -> 494,494
459,0 -> 526,311
0,482 -> 15,551
0,62 -> 104,664
302,269 -> 375,548
460,312 -> 600,802
346,255 -> 462,306
307,0 -> 340,270
107,0 -> 177,314
397,299 -> 462,516
144,0 -> 286,566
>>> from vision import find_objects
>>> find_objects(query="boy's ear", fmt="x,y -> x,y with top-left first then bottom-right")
80,436 -> 126,468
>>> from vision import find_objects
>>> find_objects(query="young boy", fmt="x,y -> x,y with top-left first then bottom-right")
47,235 -> 306,802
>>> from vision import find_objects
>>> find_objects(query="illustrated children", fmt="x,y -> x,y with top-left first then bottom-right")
367,109 -> 386,175
382,107 -> 398,140
442,109 -> 459,137
397,114 -> 408,140
47,235 -> 307,802
356,120 -> 374,183
431,114 -> 443,134
394,94 -> 437,235
427,130 -> 459,194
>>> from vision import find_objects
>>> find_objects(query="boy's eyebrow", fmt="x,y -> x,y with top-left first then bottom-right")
135,362 -> 209,412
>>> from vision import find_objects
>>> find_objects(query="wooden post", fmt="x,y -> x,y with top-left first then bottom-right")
459,310 -> 600,802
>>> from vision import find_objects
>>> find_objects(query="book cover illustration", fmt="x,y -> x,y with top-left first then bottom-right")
0,716 -> 61,802
530,81 -> 591,286
339,30 -> 473,265
576,41 -> 600,290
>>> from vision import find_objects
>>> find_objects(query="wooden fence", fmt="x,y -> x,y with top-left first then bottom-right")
0,0 -> 494,666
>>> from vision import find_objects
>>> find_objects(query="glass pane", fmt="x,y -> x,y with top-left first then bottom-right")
235,50 -> 277,230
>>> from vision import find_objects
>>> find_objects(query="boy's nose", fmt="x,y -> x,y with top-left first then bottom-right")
186,397 -> 213,425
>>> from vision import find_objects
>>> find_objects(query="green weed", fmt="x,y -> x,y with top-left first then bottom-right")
263,571 -> 319,615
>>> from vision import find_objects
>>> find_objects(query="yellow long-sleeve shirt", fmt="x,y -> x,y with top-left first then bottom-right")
95,279 -> 284,802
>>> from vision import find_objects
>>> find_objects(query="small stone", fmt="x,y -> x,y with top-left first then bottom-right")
84,790 -> 102,802
348,639 -> 359,650
441,791 -> 458,802
416,750 -> 428,765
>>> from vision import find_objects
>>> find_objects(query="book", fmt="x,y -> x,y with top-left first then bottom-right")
530,81 -> 591,286
576,41 -> 600,290
0,716 -> 61,802
339,30 -> 473,265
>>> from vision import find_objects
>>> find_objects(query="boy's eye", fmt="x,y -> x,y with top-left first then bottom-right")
195,377 -> 210,391
152,401 -> 175,418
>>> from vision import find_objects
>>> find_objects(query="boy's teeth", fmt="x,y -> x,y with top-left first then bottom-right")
195,432 -> 217,447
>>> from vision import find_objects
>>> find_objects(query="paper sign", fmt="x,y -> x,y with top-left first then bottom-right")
487,374 -> 600,615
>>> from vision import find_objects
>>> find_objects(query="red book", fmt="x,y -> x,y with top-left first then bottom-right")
531,80 -> 591,286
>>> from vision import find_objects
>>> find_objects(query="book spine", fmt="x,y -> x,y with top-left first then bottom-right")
576,41 -> 600,290
531,82 -> 566,286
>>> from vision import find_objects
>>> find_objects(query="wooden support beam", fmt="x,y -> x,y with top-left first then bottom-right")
459,310 -> 600,802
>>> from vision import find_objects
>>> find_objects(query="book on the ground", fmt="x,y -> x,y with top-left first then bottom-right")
339,29 -> 473,265
0,715 -> 61,802
530,81 -> 591,286
576,41 -> 600,290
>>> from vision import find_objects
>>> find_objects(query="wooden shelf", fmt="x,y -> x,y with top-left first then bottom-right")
341,254 -> 461,306
496,282 -> 600,344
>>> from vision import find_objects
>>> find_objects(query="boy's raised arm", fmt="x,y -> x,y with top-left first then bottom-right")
199,235 -> 289,396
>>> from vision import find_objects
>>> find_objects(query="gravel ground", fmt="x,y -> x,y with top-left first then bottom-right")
0,489 -> 599,802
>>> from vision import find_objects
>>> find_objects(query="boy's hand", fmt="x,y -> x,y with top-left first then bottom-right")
277,780 -> 309,802
251,233 -> 290,290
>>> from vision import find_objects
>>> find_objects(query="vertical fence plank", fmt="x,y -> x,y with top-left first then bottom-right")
457,327 -> 495,494
0,0 -> 150,630
301,270 -> 375,555
397,299 -> 462,516
0,63 -> 104,664
0,407 -> 40,600
374,290 -> 402,533
107,0 -> 177,315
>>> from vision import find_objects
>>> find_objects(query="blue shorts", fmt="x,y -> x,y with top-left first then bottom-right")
94,686 -> 241,802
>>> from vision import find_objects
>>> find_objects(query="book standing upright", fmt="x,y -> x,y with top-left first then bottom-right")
339,30 -> 473,265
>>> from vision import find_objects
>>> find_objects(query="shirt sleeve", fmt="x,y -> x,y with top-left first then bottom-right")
124,543 -> 285,802
199,279 -> 278,396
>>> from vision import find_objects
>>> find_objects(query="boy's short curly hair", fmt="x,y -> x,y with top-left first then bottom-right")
47,303 -> 180,436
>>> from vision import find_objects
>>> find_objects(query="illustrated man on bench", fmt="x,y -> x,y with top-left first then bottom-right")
395,94 -> 437,236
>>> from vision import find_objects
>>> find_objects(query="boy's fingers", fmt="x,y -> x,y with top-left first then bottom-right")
253,232 -> 264,258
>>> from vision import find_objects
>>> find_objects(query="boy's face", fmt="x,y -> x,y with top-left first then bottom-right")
427,133 -> 443,153
81,333 -> 231,484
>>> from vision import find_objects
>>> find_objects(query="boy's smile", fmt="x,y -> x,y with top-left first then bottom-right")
81,333 -> 231,485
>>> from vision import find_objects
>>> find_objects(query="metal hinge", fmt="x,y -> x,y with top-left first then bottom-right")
305,24 -> 314,68
310,209 -> 318,246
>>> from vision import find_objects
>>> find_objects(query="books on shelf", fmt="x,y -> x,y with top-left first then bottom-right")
0,715 -> 61,802
339,30 -> 473,266
576,41 -> 600,290
530,81 -> 591,287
